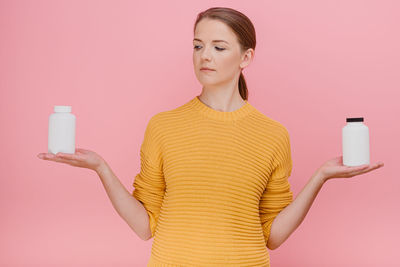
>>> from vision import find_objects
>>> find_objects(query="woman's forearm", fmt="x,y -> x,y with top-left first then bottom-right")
267,171 -> 326,250
96,161 -> 151,241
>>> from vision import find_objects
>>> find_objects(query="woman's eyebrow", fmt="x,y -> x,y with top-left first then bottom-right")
193,38 -> 229,44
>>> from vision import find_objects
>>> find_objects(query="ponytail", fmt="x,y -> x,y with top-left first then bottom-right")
238,71 -> 248,100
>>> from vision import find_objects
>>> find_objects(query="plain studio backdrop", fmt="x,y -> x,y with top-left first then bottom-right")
1,0 -> 398,266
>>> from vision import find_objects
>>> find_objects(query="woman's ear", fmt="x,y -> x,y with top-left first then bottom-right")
240,48 -> 254,69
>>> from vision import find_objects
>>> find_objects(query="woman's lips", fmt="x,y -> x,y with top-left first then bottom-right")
200,68 -> 215,71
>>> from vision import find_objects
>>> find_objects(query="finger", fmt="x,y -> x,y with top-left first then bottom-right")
51,154 -> 81,164
56,152 -> 80,160
38,153 -> 55,160
343,165 -> 368,173
341,165 -> 370,177
41,155 -> 66,163
367,162 -> 384,171
332,156 -> 342,164
75,149 -> 88,155
358,164 -> 370,169
63,159 -> 82,167
54,158 -> 79,166
353,164 -> 371,172
349,163 -> 382,176
353,162 -> 382,171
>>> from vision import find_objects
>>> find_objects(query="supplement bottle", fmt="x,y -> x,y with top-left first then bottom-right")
342,117 -> 370,166
48,105 -> 76,154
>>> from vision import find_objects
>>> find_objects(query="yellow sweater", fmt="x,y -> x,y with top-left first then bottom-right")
132,96 -> 293,267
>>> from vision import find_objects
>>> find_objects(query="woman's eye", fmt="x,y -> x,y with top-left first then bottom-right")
193,45 -> 225,51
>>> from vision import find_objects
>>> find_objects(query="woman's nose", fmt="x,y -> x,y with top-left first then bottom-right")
200,47 -> 212,61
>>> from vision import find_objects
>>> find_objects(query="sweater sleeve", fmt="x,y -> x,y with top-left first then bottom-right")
259,127 -> 294,247
132,115 -> 165,238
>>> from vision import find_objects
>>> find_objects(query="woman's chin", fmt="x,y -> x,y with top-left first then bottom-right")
198,80 -> 218,87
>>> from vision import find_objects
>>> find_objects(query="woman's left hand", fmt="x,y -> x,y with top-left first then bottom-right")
316,156 -> 384,182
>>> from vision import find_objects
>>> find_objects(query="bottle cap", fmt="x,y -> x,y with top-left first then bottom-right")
346,117 -> 364,122
54,106 -> 72,113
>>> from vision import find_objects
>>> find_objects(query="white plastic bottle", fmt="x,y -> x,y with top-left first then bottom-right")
342,117 -> 370,166
48,105 -> 76,154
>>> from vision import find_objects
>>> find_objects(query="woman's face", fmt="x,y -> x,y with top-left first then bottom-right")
193,18 -> 252,88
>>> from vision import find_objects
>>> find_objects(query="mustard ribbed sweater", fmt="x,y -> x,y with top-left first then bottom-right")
132,96 -> 293,267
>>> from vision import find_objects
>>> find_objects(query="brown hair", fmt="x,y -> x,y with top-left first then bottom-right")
194,7 -> 256,101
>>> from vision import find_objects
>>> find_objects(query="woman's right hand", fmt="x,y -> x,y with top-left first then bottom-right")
37,148 -> 106,173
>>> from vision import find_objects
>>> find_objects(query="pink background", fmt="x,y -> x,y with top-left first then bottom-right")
1,0 -> 398,266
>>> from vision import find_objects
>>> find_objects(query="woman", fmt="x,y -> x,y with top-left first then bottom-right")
37,7 -> 384,267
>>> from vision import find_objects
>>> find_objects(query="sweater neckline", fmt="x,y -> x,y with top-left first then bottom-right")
190,95 -> 255,122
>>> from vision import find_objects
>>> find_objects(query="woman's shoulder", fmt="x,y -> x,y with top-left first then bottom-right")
150,98 -> 195,122
249,106 -> 290,135
145,100 -> 190,128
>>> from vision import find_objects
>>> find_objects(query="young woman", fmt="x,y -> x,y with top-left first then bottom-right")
38,7 -> 384,267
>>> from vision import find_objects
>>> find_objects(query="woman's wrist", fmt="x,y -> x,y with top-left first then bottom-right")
95,160 -> 108,175
313,169 -> 328,184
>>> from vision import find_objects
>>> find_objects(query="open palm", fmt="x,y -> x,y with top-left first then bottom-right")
37,148 -> 105,172
317,156 -> 384,182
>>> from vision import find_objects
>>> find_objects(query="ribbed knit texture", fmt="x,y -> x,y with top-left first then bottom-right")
132,96 -> 293,267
